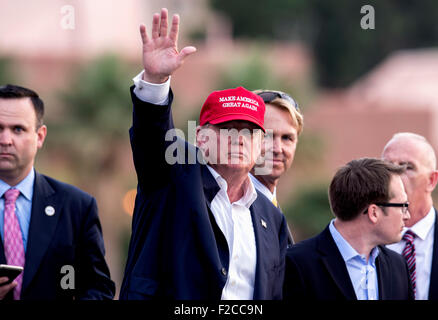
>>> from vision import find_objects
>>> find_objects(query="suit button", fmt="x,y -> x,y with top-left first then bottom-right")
221,268 -> 227,276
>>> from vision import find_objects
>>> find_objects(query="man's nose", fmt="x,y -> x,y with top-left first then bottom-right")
404,209 -> 411,221
272,137 -> 282,153
0,130 -> 12,145
229,132 -> 245,145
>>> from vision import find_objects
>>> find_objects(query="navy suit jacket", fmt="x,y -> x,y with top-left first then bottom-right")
0,172 -> 115,300
120,87 -> 288,300
425,209 -> 438,299
283,225 -> 414,300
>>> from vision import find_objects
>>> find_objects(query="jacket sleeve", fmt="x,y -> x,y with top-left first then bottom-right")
76,196 -> 115,300
129,85 -> 181,194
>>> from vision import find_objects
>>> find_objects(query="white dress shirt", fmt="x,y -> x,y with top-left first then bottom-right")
132,70 -> 170,105
249,173 -> 277,202
206,166 -> 257,300
133,70 -> 258,300
386,206 -> 436,300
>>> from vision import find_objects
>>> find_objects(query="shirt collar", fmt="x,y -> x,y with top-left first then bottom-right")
404,206 -> 436,241
206,165 -> 258,208
329,219 -> 380,263
0,168 -> 35,201
249,173 -> 277,201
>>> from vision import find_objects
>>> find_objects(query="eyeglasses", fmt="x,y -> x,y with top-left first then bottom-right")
375,202 -> 410,214
257,91 -> 300,112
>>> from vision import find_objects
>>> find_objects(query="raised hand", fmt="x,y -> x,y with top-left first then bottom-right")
140,8 -> 197,84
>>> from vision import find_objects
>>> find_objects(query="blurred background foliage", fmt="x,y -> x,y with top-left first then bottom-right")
283,182 -> 332,240
211,0 -> 438,87
47,55 -> 136,183
0,56 -> 17,84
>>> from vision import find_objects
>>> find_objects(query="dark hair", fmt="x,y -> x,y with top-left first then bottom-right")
328,158 -> 405,221
0,84 -> 44,128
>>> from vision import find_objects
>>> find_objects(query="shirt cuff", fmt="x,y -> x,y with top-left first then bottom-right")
132,70 -> 170,105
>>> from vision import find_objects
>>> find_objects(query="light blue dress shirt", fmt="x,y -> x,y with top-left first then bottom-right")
329,219 -> 380,300
0,169 -> 35,252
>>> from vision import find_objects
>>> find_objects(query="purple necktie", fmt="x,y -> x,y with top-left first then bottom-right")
402,230 -> 416,297
3,188 -> 24,300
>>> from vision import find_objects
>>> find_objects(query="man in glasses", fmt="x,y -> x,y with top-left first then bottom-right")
250,90 -> 303,245
283,158 -> 414,300
120,8 -> 288,300
382,132 -> 438,300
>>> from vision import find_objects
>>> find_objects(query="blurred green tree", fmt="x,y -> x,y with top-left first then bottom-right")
211,0 -> 438,87
48,54 -> 136,182
283,183 -> 333,241
0,57 -> 17,84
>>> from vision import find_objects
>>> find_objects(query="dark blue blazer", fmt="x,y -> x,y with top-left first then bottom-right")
283,225 -> 414,300
426,209 -> 438,299
120,87 -> 288,300
0,172 -> 115,300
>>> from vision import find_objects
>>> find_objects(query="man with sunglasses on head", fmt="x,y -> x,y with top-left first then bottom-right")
250,90 -> 303,246
283,158 -> 414,300
120,8 -> 288,300
382,132 -> 438,300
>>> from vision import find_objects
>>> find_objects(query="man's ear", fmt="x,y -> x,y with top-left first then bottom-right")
36,124 -> 47,149
366,204 -> 379,224
427,170 -> 438,192
196,126 -> 206,147
196,126 -> 209,156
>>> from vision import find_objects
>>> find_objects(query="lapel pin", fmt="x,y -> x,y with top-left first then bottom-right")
45,205 -> 55,216
261,219 -> 267,229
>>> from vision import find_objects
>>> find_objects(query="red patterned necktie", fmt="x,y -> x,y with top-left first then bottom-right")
3,188 -> 24,300
402,230 -> 416,296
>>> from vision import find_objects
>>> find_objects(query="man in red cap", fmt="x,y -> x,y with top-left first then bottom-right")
120,8 -> 288,300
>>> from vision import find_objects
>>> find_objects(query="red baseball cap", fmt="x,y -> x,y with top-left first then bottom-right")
199,87 -> 266,132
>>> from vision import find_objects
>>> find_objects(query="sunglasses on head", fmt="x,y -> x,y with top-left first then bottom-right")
257,91 -> 300,111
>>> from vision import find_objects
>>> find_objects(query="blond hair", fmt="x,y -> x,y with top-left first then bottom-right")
253,89 -> 304,135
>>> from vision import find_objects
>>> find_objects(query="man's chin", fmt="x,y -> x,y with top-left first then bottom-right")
0,163 -> 16,172
255,163 -> 283,175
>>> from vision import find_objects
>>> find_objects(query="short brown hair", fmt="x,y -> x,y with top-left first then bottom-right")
0,84 -> 44,128
328,158 -> 405,221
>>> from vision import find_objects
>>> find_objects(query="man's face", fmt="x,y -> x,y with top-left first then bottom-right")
382,138 -> 434,224
197,120 -> 263,172
376,175 -> 410,244
0,98 -> 46,184
254,104 -> 298,179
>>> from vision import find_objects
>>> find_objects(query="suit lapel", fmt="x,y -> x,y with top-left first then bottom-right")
317,226 -> 357,300
249,200 -> 269,300
375,247 -> 390,300
22,173 -> 63,292
428,209 -> 438,299
201,165 -> 221,206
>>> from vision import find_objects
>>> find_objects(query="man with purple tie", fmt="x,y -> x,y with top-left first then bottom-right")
0,85 -> 114,300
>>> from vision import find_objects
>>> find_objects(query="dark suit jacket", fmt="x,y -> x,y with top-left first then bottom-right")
0,172 -> 115,300
119,87 -> 288,300
283,225 -> 414,300
426,208 -> 438,299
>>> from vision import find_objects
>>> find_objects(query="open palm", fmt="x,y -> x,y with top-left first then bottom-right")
141,8 -> 196,83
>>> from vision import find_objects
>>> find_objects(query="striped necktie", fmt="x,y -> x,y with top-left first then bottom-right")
402,230 -> 416,296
